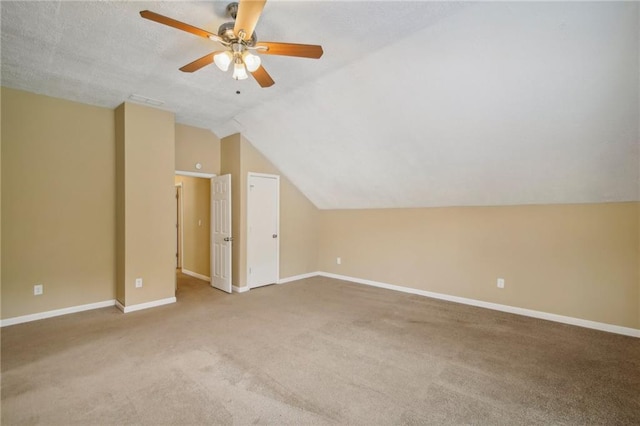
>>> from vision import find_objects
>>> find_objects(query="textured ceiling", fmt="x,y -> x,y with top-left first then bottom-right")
1,1 -> 466,135
2,1 -> 639,209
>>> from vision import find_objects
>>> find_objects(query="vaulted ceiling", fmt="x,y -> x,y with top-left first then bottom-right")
2,1 -> 638,209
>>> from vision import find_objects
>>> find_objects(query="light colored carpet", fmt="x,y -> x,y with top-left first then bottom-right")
2,273 -> 639,425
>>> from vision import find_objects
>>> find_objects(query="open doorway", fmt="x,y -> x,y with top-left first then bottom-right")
174,172 -> 214,289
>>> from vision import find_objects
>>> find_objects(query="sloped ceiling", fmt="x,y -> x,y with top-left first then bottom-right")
2,1 -> 639,209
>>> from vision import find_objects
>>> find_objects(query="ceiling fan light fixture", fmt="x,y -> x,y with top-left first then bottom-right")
232,59 -> 249,80
213,51 -> 233,72
139,2 -> 323,88
242,51 -> 261,72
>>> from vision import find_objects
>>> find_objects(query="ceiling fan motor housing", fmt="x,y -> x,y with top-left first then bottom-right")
217,21 -> 257,46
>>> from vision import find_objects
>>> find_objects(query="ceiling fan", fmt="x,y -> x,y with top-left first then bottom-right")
140,0 -> 323,88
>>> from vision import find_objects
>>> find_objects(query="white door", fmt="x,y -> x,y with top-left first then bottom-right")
211,174 -> 232,293
247,173 -> 279,288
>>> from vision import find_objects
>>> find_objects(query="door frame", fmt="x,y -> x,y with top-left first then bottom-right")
175,170 -> 216,179
175,182 -> 184,270
246,172 -> 280,288
175,170 -> 216,286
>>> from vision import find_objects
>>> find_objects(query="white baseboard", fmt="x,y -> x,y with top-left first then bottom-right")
181,269 -> 211,282
115,297 -> 177,313
317,272 -> 640,338
277,271 -> 321,284
4,274 -> 635,338
0,299 -> 116,327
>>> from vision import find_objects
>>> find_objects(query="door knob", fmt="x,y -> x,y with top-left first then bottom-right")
272,234 -> 278,238
224,237 -> 234,242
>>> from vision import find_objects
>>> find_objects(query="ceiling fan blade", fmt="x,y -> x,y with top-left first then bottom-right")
234,0 -> 266,40
140,10 -> 217,40
251,65 -> 275,88
255,42 -> 323,59
180,51 -> 222,73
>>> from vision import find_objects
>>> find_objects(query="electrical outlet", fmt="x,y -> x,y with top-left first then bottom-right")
34,284 -> 43,295
135,278 -> 143,288
336,257 -> 341,265
497,278 -> 505,289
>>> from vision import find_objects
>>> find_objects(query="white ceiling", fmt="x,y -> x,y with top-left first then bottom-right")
2,1 -> 639,209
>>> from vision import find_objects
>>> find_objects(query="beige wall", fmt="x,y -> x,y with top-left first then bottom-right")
1,88 -> 116,319
116,102 -> 176,307
1,86 -> 3,316
174,176 -> 210,277
318,202 -> 640,329
2,88 -> 637,332
175,124 -> 220,175
220,133 -> 320,288
2,89 -> 211,319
